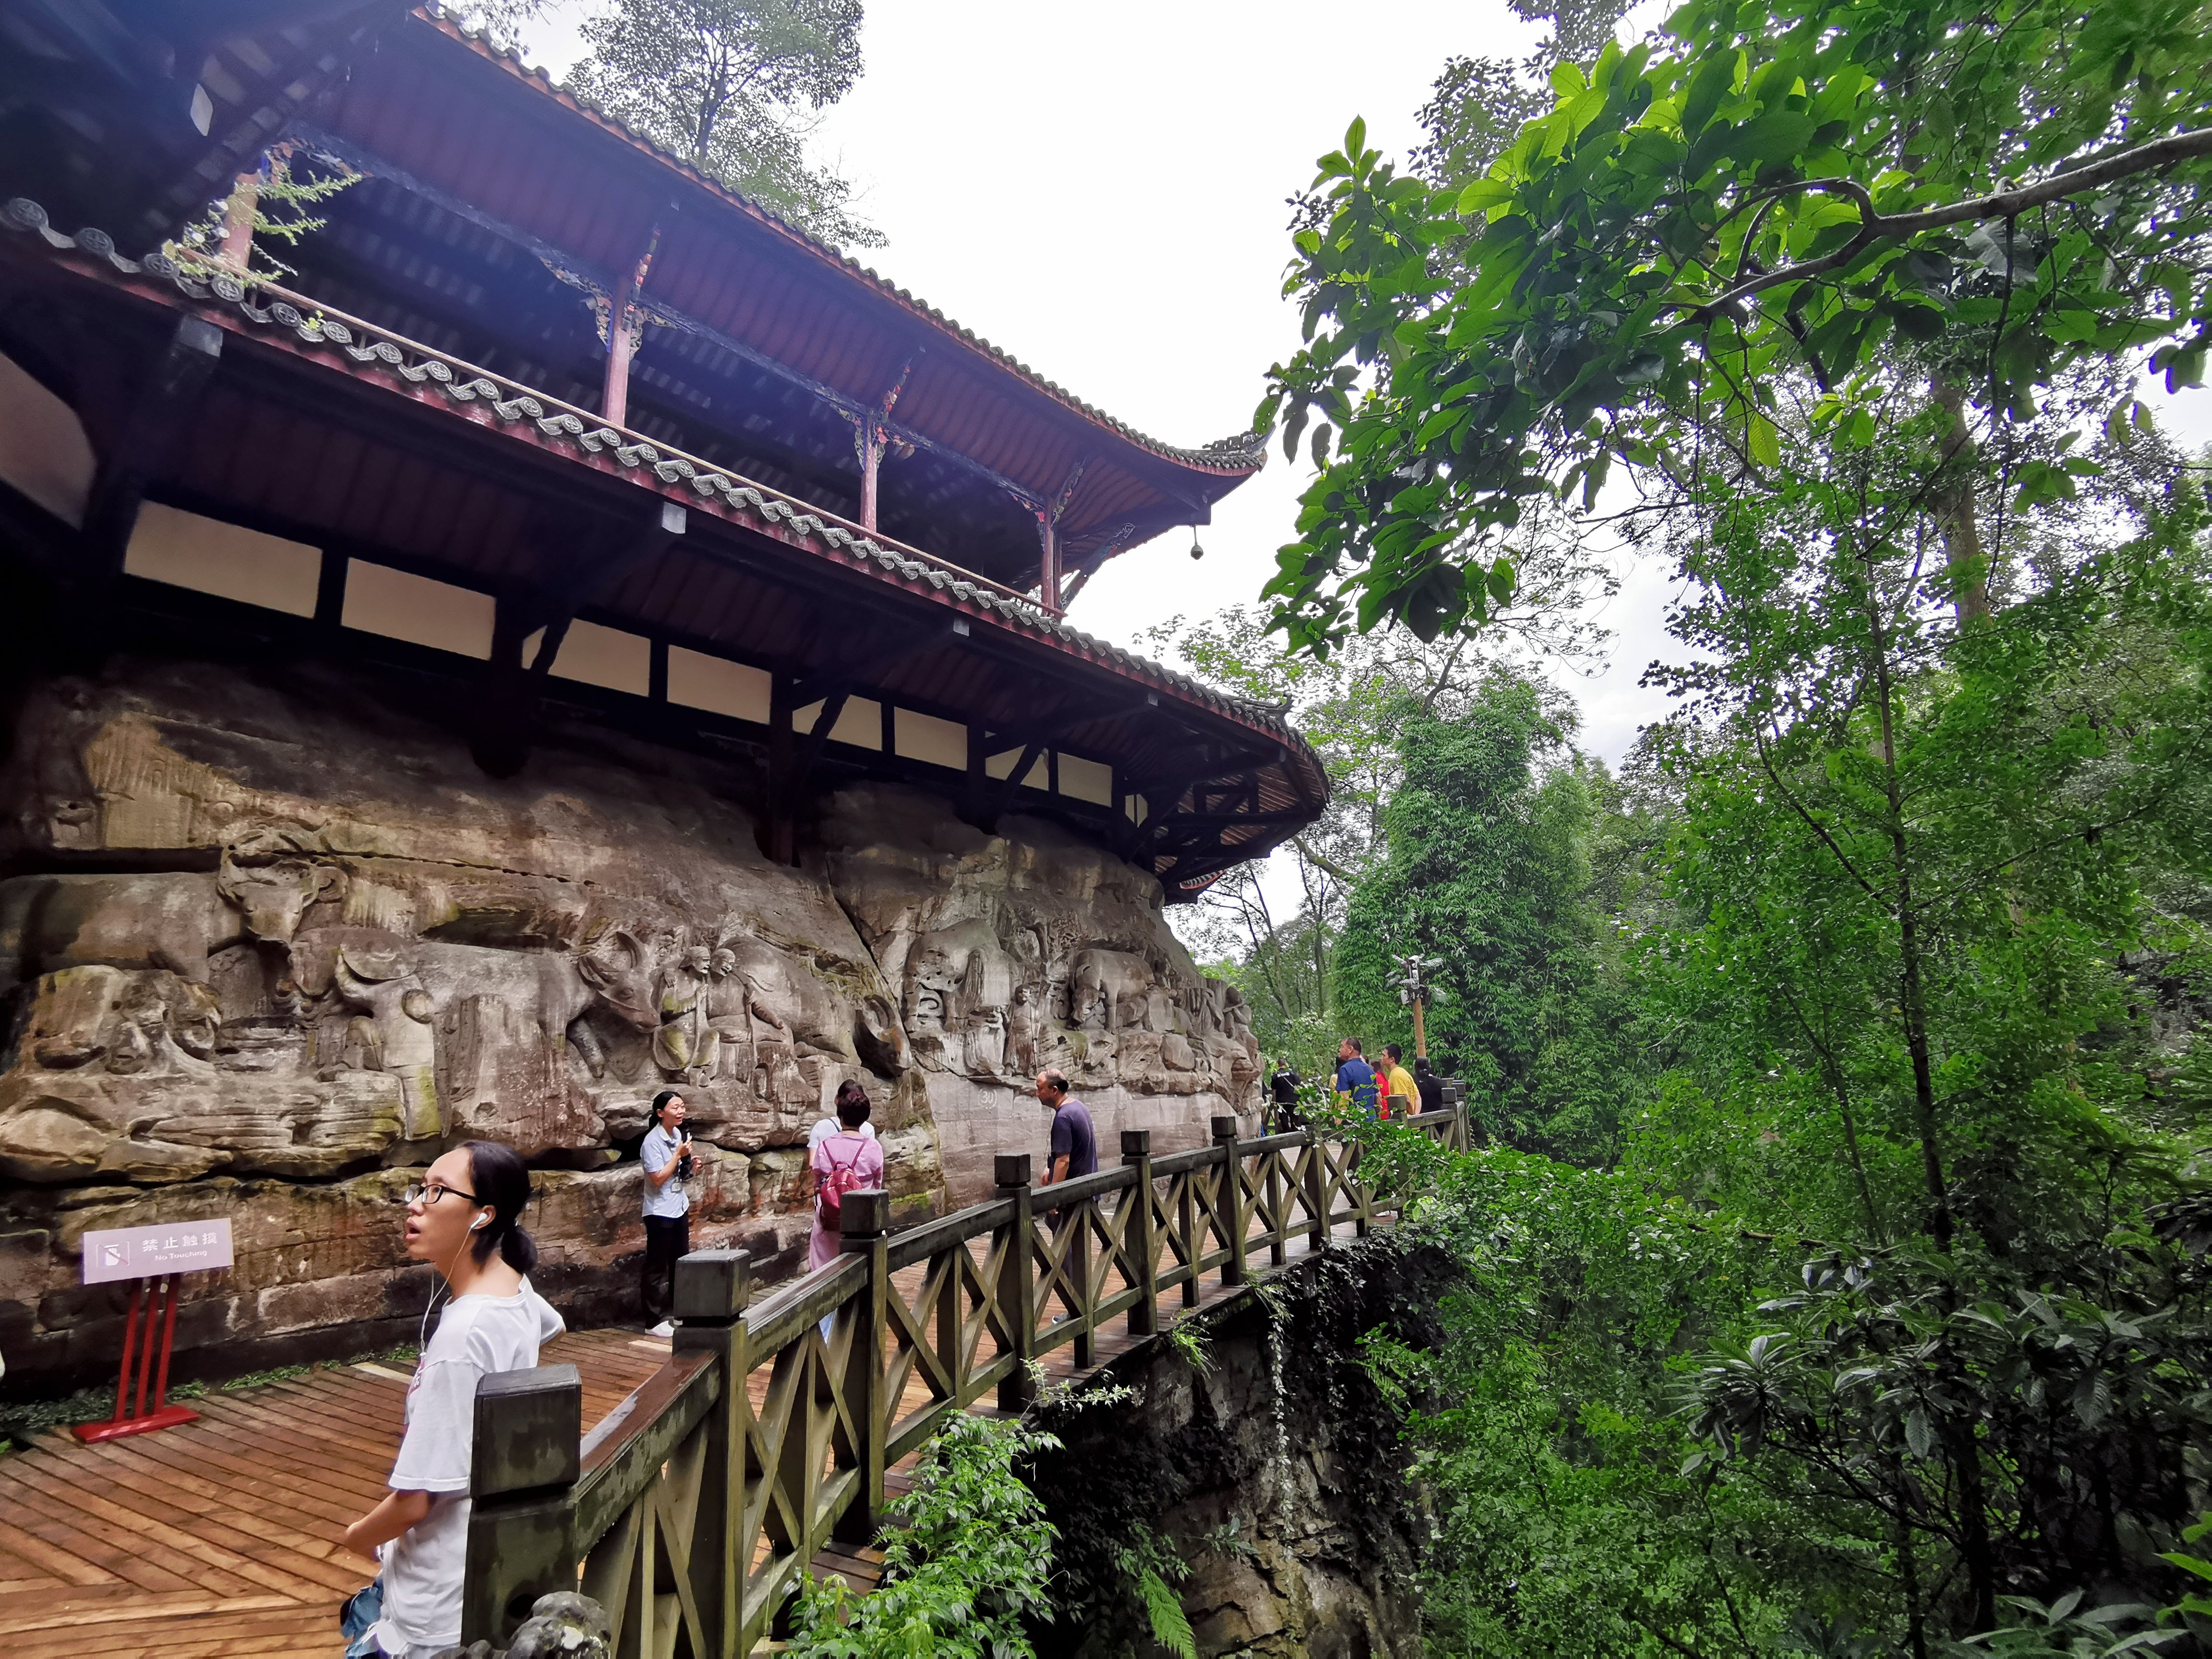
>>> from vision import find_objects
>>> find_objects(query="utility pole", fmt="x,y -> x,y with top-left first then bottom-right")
1391,954 -> 1444,1061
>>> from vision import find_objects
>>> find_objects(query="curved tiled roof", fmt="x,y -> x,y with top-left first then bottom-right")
1,197 -> 1306,766
411,4 -> 1267,482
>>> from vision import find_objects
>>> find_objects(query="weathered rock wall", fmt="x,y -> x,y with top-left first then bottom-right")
824,785 -> 1261,1204
0,656 -> 1259,1389
1026,1235 -> 1453,1659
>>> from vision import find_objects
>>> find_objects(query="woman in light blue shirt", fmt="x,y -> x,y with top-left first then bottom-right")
639,1090 -> 691,1335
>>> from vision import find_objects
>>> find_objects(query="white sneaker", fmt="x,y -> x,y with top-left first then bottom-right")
649,1320 -> 675,1337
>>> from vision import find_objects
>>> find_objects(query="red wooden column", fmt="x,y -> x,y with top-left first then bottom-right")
600,225 -> 662,428
1037,459 -> 1088,614
218,167 -> 259,265
1036,513 -> 1059,613
858,421 -> 883,530
854,358 -> 914,532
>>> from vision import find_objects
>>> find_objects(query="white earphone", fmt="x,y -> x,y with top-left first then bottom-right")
471,1214 -> 489,1229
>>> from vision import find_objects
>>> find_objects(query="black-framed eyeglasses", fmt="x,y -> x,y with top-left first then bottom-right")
402,1182 -> 482,1208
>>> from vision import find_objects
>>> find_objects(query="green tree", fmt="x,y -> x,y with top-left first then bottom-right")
1410,0 -> 1637,189
1257,3 -> 2212,1647
1334,675 -> 1651,1160
1259,0 -> 2212,650
565,0 -> 881,249
1146,513 -> 1613,1080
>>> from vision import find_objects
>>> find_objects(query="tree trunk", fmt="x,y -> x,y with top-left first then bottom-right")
1894,1471 -> 1929,1659
1931,381 -> 1988,623
1948,1411 -> 1998,1632
1864,556 -> 1955,1250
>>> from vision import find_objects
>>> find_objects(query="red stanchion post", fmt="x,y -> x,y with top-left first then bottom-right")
110,1278 -> 143,1423
72,1217 -> 231,1444
130,1274 -> 159,1418
152,1275 -> 180,1409
73,1273 -> 200,1444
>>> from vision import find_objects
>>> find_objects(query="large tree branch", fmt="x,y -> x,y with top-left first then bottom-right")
1687,126 -> 2212,320
1294,834 -> 1361,886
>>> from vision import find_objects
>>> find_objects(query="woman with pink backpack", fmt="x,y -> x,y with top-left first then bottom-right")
809,1080 -> 885,1270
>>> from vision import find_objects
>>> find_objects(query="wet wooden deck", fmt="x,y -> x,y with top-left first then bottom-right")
0,1215 -> 1374,1657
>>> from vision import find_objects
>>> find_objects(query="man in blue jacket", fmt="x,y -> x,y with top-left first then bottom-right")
1334,1038 -> 1380,1118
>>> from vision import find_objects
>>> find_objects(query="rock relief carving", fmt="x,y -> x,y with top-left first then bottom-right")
824,784 -> 1263,1108
0,671 -> 936,1202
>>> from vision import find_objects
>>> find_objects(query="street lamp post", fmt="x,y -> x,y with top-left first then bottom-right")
1390,954 -> 1445,1062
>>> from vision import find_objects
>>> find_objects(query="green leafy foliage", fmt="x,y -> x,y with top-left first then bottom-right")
566,0 -> 882,249
1333,673 -> 1659,1161
1261,0 -> 2212,651
785,1413 -> 1059,1659
1131,1557 -> 1197,1659
171,148 -> 356,283
1232,6 -> 2212,1650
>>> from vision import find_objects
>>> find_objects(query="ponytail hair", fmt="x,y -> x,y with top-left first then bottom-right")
650,1089 -> 683,1126
461,1139 -> 538,1274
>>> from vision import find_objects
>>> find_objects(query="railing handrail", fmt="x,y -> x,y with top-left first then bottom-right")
461,1095 -> 1472,1654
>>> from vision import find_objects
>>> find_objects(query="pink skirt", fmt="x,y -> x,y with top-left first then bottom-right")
807,1212 -> 839,1272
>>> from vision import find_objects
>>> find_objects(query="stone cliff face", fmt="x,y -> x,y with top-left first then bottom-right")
823,785 -> 1262,1204
1026,1236 -> 1453,1659
0,657 -> 1260,1387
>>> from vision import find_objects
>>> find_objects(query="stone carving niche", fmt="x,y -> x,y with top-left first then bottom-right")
0,659 -> 1262,1384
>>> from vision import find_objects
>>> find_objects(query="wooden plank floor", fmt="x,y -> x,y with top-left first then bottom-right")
0,1210 -> 1389,1656
0,1330 -> 669,1659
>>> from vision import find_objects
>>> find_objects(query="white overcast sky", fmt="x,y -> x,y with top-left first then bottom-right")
515,2 -> 2212,773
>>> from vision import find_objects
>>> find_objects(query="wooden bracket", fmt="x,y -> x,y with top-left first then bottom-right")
470,500 -> 686,776
84,314 -> 223,575
525,499 -> 687,673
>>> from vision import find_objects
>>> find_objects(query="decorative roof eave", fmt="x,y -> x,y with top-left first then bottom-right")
403,6 -> 1268,485
1,199 -> 1325,824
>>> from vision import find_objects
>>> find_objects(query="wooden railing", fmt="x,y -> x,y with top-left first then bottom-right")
462,1093 -> 1469,1654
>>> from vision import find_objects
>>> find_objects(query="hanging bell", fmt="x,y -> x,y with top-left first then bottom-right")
1189,529 -> 1205,561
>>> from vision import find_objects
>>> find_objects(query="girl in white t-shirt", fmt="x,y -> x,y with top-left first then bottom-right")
341,1141 -> 564,1659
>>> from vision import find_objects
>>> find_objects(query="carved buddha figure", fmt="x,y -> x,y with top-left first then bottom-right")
652,942 -> 716,1080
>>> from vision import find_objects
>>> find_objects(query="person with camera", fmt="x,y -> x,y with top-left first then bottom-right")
640,1089 -> 694,1336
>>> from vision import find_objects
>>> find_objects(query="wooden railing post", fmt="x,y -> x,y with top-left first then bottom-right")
995,1154 -> 1036,1412
1068,1184 -> 1095,1370
1212,1115 -> 1247,1287
837,1190 -> 890,1545
1262,1142 -> 1288,1267
674,1248 -> 750,1659
1122,1130 -> 1157,1335
461,1363 -> 582,1647
1303,1125 -> 1329,1252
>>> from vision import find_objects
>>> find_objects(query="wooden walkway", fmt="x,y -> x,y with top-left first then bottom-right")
0,1330 -> 670,1659
0,1215 -> 1371,1658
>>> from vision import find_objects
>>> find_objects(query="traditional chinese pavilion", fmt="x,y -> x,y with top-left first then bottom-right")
0,1 -> 1325,1389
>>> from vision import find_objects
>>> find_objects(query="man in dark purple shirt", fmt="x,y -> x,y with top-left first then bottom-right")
1035,1066 -> 1096,1189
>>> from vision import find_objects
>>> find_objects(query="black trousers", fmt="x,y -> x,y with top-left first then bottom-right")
641,1213 -> 690,1322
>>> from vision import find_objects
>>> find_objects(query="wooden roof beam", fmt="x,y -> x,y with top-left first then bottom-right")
292,126 -> 1062,524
